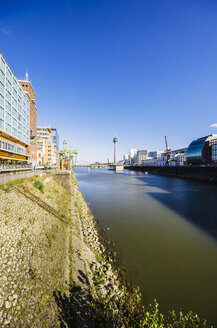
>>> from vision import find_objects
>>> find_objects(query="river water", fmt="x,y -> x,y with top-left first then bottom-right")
73,168 -> 217,325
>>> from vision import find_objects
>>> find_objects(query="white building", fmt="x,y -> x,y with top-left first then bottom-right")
141,148 -> 187,167
123,154 -> 129,162
136,150 -> 147,165
129,149 -> 137,165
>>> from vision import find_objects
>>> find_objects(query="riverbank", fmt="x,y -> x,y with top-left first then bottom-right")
0,171 -> 213,327
125,165 -> 217,183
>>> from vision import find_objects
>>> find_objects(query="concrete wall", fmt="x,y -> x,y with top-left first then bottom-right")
125,165 -> 217,183
54,171 -> 72,191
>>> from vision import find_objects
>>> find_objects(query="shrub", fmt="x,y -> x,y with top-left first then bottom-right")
34,180 -> 45,192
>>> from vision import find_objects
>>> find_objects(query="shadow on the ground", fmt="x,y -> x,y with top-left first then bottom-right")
54,270 -> 95,328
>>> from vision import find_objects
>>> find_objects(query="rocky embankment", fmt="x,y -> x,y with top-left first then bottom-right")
0,172 -> 126,327
0,173 -> 70,327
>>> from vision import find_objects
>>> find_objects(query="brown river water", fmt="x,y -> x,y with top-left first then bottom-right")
74,168 -> 217,325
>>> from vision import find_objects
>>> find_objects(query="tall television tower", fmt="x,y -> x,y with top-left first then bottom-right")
113,135 -> 118,163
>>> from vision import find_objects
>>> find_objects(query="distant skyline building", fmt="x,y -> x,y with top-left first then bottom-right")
0,52 -> 30,164
136,150 -> 147,165
129,148 -> 137,165
123,154 -> 129,162
51,128 -> 59,150
148,151 -> 164,159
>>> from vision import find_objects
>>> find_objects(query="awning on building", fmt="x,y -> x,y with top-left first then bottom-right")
0,151 -> 28,162
0,156 -> 28,161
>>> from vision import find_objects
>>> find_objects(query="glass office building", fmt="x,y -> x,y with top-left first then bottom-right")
0,52 -> 30,163
211,139 -> 217,163
186,137 -> 207,164
186,135 -> 217,165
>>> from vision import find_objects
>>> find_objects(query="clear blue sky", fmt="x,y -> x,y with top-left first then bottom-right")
1,0 -> 217,163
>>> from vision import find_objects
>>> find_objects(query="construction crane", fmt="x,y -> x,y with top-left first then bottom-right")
58,140 -> 78,170
164,136 -> 171,165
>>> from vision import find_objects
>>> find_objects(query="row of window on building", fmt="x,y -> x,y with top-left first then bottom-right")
0,139 -> 24,154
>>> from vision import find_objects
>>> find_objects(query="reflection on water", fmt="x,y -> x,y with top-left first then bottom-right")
73,168 -> 217,325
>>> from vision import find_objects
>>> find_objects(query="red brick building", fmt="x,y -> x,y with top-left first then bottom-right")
19,74 -> 37,164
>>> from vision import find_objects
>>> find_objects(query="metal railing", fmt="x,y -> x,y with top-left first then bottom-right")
0,163 -> 32,171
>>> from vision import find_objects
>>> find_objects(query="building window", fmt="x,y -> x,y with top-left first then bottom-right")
12,107 -> 17,118
6,123 -> 11,134
6,112 -> 11,124
0,82 -> 4,95
0,57 -> 5,71
0,106 -> 4,119
0,70 -> 5,84
12,127 -> 17,137
0,94 -> 4,107
0,118 -> 4,130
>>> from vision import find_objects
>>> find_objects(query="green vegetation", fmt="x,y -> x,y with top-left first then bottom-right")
93,249 -> 106,264
91,286 -> 210,328
21,228 -> 27,234
34,180 -> 45,193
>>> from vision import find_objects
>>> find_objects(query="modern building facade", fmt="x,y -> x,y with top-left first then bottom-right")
0,53 -> 30,164
186,135 -> 217,165
37,126 -> 57,166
